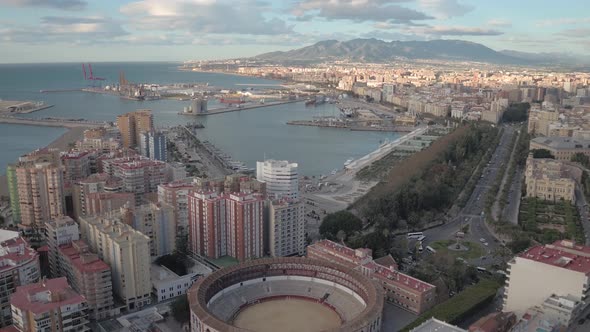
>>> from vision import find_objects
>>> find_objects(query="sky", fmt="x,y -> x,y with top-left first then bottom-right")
0,0 -> 589,63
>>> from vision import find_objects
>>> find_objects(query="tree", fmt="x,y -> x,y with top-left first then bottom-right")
531,149 -> 555,159
571,152 -> 590,168
502,102 -> 530,123
171,295 -> 190,323
319,211 -> 362,240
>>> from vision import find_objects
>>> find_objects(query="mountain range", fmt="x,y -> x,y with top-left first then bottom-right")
254,38 -> 587,66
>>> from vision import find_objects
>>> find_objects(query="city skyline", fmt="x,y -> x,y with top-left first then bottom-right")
0,0 -> 589,63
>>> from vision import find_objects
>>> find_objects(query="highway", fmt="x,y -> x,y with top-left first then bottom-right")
418,125 -> 517,267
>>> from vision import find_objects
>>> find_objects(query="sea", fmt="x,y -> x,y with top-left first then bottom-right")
0,62 -> 399,176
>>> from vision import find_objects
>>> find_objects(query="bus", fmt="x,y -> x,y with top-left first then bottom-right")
477,267 -> 488,273
407,232 -> 424,239
426,246 -> 436,254
417,235 -> 426,242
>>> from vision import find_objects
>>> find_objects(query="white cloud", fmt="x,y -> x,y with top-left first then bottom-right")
121,0 -> 293,35
536,17 -> 590,27
487,19 -> 512,28
404,25 -> 503,36
0,0 -> 86,10
418,0 -> 473,19
292,0 -> 433,23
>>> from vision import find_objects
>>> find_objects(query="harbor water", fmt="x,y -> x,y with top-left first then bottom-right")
0,62 -> 399,175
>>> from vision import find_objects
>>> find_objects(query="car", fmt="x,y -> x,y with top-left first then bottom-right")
481,256 -> 487,260
483,242 -> 489,246
578,318 -> 585,325
480,238 -> 486,242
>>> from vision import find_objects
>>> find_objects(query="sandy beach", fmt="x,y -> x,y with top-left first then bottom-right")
0,126 -> 86,197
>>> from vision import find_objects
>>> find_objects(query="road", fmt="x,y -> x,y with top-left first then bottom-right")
501,167 -> 523,225
419,125 -> 517,267
574,186 -> 590,245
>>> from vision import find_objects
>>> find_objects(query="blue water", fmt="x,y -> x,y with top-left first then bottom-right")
0,63 -> 398,175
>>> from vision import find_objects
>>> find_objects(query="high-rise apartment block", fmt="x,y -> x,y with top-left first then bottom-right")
503,240 -> 590,318
9,149 -> 65,229
78,216 -> 151,311
269,200 -> 305,257
61,151 -> 93,186
45,216 -> 80,278
0,236 -> 40,328
116,110 -> 154,148
308,240 -> 436,314
118,203 -> 176,257
140,131 -> 167,162
188,191 -> 264,261
72,173 -> 124,219
256,160 -> 299,200
57,241 -> 115,320
10,277 -> 90,332
158,181 -> 195,233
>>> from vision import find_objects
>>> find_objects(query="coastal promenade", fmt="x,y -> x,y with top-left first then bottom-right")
0,115 -> 104,128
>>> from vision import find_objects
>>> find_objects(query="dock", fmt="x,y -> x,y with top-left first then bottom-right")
0,115 -> 104,128
179,99 -> 304,116
0,100 -> 54,114
287,119 -> 416,132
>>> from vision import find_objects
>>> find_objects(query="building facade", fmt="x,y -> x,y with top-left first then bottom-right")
57,241 -> 115,320
10,277 -> 90,332
530,136 -> 590,161
116,109 -> 154,149
44,216 -> 80,278
188,191 -> 264,262
0,237 -> 40,328
78,216 -> 151,311
524,155 -> 580,203
269,200 -> 305,257
256,160 -> 299,200
503,240 -> 590,318
307,240 -> 436,315
140,131 -> 167,162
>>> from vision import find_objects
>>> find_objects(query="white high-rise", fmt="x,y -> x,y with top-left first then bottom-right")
256,160 -> 299,200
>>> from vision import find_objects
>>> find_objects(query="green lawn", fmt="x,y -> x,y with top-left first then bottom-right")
211,256 -> 239,268
430,240 -> 485,260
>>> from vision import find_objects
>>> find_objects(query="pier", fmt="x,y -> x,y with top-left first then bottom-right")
179,99 -> 304,116
287,119 -> 416,132
0,115 -> 105,128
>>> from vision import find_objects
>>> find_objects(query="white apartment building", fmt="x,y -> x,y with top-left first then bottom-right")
78,216 -> 152,312
269,200 -> 305,257
256,159 -> 299,200
503,240 -> 590,318
150,259 -> 211,303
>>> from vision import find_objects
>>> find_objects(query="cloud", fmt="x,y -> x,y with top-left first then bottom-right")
1,0 -> 87,10
362,30 -> 427,41
418,0 -> 473,19
405,25 -> 504,36
556,28 -> 590,38
291,0 -> 433,23
0,16 -> 128,44
121,0 -> 293,35
536,17 -> 590,27
487,19 -> 512,28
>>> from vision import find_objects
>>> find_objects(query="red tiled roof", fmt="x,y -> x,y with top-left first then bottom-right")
519,240 -> 590,274
58,242 -> 110,274
11,277 -> 86,315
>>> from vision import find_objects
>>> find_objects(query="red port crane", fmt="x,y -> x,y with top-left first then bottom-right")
82,63 -> 105,82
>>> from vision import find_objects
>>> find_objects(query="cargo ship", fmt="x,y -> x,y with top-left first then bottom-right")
219,94 -> 245,104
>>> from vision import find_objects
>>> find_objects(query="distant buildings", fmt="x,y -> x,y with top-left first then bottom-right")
307,240 -> 436,314
139,130 -> 167,162
10,277 -> 90,332
188,191 -> 264,261
256,159 -> 299,200
79,216 -> 151,311
503,240 -> 590,318
109,157 -> 167,205
116,109 -> 154,149
158,181 -> 195,234
524,155 -> 580,203
269,200 -> 305,257
527,105 -> 559,136
0,236 -> 40,328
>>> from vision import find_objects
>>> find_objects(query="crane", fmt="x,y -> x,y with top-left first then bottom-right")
82,63 -> 105,86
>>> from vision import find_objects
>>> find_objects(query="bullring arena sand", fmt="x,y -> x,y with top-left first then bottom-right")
232,298 -> 342,332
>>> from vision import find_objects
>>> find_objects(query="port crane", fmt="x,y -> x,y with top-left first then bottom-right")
82,63 -> 105,86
